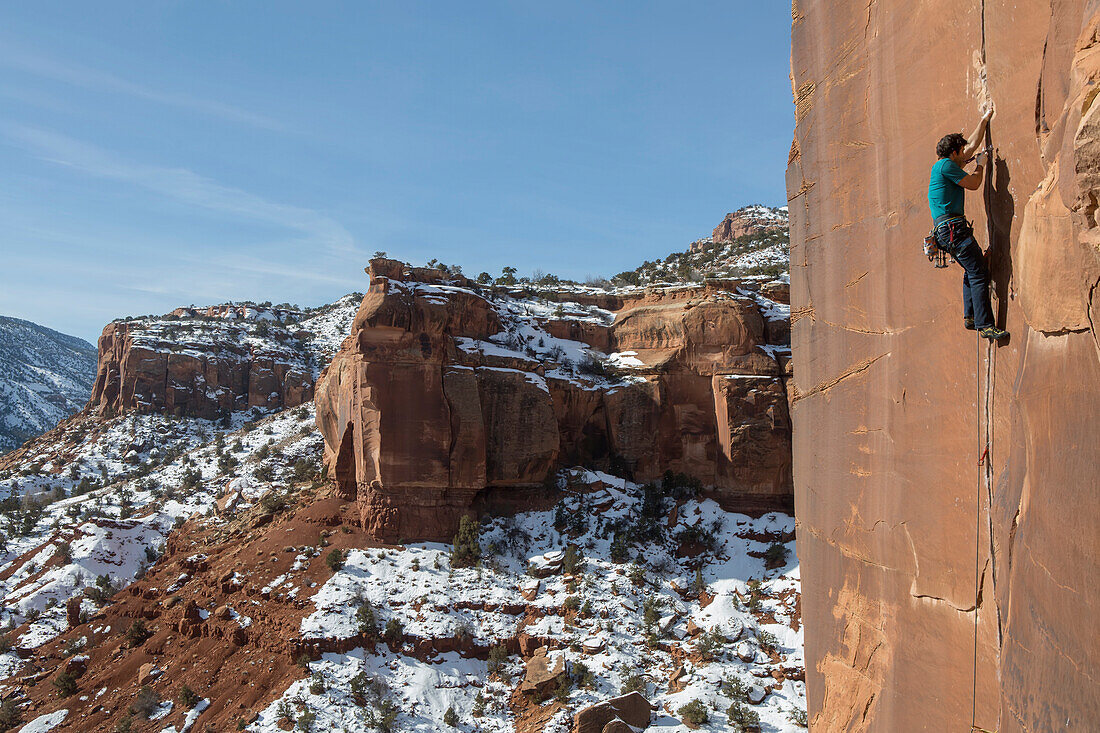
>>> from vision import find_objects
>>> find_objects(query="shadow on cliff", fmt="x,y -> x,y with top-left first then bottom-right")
986,155 -> 1015,335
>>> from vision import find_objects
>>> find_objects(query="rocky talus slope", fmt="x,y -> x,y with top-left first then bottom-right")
788,2 -> 1100,731
316,259 -> 793,542
0,317 -> 97,454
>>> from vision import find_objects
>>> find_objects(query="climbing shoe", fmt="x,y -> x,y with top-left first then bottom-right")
964,317 -> 976,330
980,326 -> 1009,341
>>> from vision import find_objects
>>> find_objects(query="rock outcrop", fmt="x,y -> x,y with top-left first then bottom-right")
711,205 -> 789,244
89,319 -> 314,419
86,297 -> 360,420
316,259 -> 793,542
788,2 -> 1100,731
572,691 -> 653,733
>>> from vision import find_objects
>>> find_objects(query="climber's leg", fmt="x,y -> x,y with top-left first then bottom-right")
950,236 -> 995,330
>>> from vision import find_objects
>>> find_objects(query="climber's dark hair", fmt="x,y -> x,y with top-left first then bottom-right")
936,133 -> 967,159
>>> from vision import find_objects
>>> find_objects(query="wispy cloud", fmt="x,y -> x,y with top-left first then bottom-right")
0,43 -> 285,131
2,125 -> 359,257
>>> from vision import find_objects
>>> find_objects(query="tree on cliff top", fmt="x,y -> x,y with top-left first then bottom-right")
451,515 -> 481,568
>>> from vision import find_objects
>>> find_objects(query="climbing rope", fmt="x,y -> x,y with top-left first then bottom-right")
971,332 -> 983,733
970,99 -> 1003,733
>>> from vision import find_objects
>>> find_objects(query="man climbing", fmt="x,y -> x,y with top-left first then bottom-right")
928,108 -> 1008,340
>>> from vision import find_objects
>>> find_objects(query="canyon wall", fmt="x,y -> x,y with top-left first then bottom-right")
314,259 -> 793,542
88,318 -> 314,419
788,1 -> 1099,731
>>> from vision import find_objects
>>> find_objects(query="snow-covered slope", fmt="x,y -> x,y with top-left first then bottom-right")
0,317 -> 97,455
616,206 -> 789,286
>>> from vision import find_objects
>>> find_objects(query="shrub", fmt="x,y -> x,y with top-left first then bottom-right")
552,673 -> 573,702
661,470 -> 702,500
356,601 -> 379,639
696,626 -> 727,661
642,594 -> 664,630
620,673 -> 646,695
609,532 -> 630,563
259,491 -> 287,515
55,541 -> 72,563
487,644 -> 509,679
291,459 -> 314,482
563,595 -> 581,612
757,630 -> 780,655
764,542 -> 789,568
787,706 -> 809,727
677,699 -> 708,726
562,545 -> 583,575
572,660 -> 597,689
125,619 -> 151,648
52,669 -> 78,696
129,685 -> 160,718
721,676 -> 749,700
113,715 -> 133,733
326,548 -> 344,572
443,706 -> 459,727
727,701 -> 761,731
450,515 -> 481,568
296,709 -> 316,731
0,699 -> 21,731
383,618 -> 403,645
309,672 -> 325,695
178,684 -> 199,709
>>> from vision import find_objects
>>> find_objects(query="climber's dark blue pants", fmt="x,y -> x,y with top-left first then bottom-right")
934,217 -> 995,330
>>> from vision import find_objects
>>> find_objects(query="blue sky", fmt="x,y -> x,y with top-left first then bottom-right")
0,2 -> 793,343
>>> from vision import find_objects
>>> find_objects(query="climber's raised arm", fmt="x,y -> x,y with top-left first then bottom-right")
962,106 -> 995,159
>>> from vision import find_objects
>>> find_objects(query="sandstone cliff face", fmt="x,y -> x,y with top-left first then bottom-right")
788,2 -> 1100,730
315,260 -> 794,542
87,298 -> 359,420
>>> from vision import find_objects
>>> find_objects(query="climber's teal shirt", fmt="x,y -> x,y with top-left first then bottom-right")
928,158 -> 968,219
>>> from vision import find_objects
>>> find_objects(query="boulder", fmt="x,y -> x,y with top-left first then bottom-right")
137,662 -> 161,686
65,597 -> 82,629
572,691 -> 653,733
519,647 -> 565,698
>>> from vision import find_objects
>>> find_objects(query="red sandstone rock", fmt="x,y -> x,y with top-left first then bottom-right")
88,319 -> 312,419
66,597 -> 82,629
788,2 -> 1100,730
710,207 -> 787,244
317,260 -> 793,541
519,647 -> 565,697
572,691 -> 653,733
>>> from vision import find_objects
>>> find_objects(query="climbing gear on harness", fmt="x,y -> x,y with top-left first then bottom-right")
964,317 -> 976,330
926,214 -> 973,269
979,326 -> 1008,340
924,230 -> 949,268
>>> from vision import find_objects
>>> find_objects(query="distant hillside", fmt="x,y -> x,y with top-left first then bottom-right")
613,205 -> 789,286
0,316 -> 98,453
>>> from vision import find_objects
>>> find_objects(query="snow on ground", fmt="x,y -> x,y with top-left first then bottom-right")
0,403 -> 323,652
17,708 -> 68,732
278,469 -> 804,732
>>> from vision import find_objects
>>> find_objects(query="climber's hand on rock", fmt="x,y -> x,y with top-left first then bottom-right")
975,150 -> 989,167
983,105 -> 995,123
